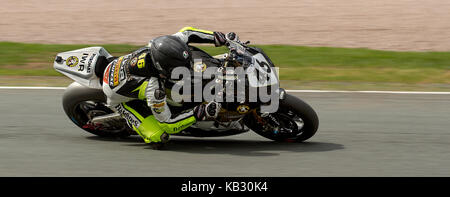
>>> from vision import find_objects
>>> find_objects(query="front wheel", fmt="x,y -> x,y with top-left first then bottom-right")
245,94 -> 319,142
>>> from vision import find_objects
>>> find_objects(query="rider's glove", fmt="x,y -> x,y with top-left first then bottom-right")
213,32 -> 227,47
193,102 -> 221,121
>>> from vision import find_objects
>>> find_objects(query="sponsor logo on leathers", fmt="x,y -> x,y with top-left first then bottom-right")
113,57 -> 124,87
115,104 -> 141,128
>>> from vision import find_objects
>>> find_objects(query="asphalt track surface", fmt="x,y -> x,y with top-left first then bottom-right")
1,89 -> 449,176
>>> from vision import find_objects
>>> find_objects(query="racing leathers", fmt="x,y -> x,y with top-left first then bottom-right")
102,27 -> 225,143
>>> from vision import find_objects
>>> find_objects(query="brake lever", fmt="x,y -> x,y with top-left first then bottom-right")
229,48 -> 238,59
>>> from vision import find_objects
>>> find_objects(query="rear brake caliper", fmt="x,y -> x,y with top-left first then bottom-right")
82,122 -> 104,131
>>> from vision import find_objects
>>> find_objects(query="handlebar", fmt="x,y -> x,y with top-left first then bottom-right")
224,37 -> 253,67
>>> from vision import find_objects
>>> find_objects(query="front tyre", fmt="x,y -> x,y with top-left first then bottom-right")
245,94 -> 319,142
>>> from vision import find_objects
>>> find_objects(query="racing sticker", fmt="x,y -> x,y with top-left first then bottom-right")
110,57 -> 124,87
87,53 -> 96,73
108,61 -> 116,87
66,56 -> 79,67
103,64 -> 111,84
182,50 -> 189,59
137,53 -> 147,69
119,61 -> 127,81
152,107 -> 165,114
151,101 -> 165,114
193,62 -> 207,72
115,104 -> 141,128
152,102 -> 165,108
237,105 -> 250,114
130,57 -> 138,67
78,53 -> 89,71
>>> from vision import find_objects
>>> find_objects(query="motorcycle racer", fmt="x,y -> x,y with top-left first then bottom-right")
102,27 -> 231,147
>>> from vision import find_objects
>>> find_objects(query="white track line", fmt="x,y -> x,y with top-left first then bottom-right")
0,86 -> 66,90
1,86 -> 450,94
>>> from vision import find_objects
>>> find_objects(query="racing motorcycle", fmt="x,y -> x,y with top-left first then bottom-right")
53,37 -> 319,148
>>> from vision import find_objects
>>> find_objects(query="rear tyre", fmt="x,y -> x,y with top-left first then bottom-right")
62,82 -> 130,137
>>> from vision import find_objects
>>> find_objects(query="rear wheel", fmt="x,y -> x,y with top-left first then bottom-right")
245,94 -> 319,142
62,82 -> 131,137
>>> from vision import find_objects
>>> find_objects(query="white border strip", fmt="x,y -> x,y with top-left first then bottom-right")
0,86 -> 66,90
0,86 -> 450,95
286,89 -> 450,95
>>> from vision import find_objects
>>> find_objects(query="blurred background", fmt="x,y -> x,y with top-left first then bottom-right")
2,0 -> 450,50
1,0 -> 449,90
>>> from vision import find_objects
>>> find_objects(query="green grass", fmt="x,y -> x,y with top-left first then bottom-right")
1,42 -> 449,85
253,45 -> 450,84
0,42 -> 138,76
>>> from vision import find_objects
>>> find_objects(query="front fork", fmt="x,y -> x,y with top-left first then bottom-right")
251,88 -> 287,134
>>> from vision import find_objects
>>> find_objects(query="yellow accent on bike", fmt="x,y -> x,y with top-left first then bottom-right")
132,81 -> 149,100
138,53 -> 147,59
136,53 -> 147,69
178,27 -> 213,35
122,103 -> 166,143
137,59 -> 145,68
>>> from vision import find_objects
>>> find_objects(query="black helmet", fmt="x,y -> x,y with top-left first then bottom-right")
149,35 -> 193,78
